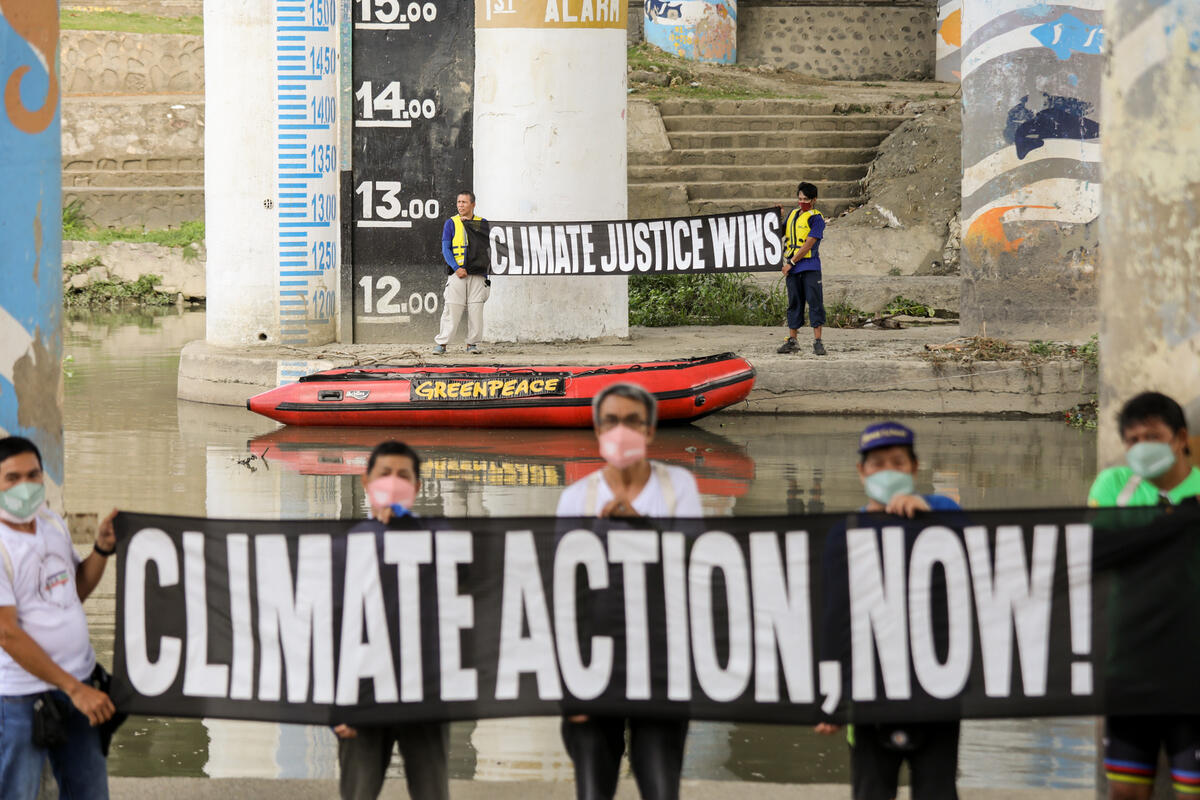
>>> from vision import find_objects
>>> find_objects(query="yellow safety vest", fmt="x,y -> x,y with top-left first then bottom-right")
450,214 -> 481,267
784,208 -> 822,260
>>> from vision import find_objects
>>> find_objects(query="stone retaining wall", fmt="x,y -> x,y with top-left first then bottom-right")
738,1 -> 937,79
61,31 -> 204,95
62,98 -> 204,166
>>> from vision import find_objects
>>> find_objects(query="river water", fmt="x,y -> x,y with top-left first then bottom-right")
63,308 -> 1099,787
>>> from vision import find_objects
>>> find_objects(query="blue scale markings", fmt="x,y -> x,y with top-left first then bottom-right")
275,0 -> 337,346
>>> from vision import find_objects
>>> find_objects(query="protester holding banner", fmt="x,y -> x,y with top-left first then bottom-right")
556,382 -> 701,800
777,182 -> 827,357
1087,392 -> 1200,800
817,422 -> 962,800
332,440 -> 450,800
0,437 -> 117,800
433,190 -> 490,355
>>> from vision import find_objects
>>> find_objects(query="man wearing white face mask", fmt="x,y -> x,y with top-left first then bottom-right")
0,436 -> 118,800
555,382 -> 701,800
332,440 -> 450,800
816,422 -> 962,800
1087,392 -> 1200,800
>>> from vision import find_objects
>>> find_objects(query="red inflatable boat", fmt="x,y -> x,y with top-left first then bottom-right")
246,352 -> 755,427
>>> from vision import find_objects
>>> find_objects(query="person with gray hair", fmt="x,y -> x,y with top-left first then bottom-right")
555,382 -> 701,799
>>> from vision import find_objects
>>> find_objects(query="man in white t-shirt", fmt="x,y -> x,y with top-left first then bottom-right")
556,383 -> 700,800
0,436 -> 117,800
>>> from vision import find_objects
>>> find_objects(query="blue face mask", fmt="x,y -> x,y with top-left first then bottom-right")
0,481 -> 46,524
864,470 -> 915,505
1126,441 -> 1176,479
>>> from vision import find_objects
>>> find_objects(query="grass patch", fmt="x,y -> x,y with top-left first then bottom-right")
60,9 -> 203,35
65,273 -> 175,308
64,213 -> 205,252
629,274 -> 787,327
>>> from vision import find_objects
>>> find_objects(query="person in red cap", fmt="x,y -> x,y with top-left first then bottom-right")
816,421 -> 962,800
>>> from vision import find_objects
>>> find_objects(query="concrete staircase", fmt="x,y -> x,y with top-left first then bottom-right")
629,99 -> 912,219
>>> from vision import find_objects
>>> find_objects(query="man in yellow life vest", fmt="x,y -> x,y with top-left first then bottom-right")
777,182 -> 827,356
433,190 -> 490,355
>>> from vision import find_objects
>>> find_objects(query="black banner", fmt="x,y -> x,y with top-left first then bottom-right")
349,1 -> 473,342
111,506 -> 1200,726
480,208 -> 786,276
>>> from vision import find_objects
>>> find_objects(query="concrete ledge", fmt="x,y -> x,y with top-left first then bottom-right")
178,325 -> 1096,417
108,777 -> 1092,799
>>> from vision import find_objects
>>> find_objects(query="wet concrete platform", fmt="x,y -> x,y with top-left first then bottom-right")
177,325 -> 1096,417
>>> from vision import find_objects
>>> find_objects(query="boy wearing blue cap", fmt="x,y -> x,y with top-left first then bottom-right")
817,421 -> 962,800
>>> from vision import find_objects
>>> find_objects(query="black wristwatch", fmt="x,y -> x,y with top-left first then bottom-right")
93,541 -> 116,557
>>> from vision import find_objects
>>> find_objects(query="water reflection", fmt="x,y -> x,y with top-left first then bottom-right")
63,310 -> 1098,787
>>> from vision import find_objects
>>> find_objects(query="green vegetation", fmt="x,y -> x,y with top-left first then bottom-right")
626,43 -> 823,101
884,295 -> 941,318
65,273 -> 176,309
1064,398 -> 1098,431
63,202 -> 205,252
921,335 -> 1101,370
63,255 -> 103,277
60,9 -> 203,35
825,301 -> 869,329
629,274 -> 787,327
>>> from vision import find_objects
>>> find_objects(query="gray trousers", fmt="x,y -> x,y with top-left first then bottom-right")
337,722 -> 450,800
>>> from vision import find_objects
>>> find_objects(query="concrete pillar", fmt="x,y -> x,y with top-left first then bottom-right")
475,1 -> 628,343
959,0 -> 1103,340
936,0 -> 962,81
204,0 -> 340,347
644,0 -> 737,64
1,0 -> 64,506
1099,0 -> 1200,467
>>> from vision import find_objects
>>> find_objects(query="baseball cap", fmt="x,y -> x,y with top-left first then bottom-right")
858,422 -> 915,454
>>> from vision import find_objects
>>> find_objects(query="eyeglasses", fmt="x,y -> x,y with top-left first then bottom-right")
597,414 -> 649,432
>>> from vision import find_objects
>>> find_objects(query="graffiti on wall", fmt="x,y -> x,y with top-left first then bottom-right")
936,0 -> 962,81
1,0 -> 64,488
961,0 -> 1103,261
644,0 -> 736,65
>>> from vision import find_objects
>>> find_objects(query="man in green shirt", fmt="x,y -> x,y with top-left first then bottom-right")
1087,391 -> 1200,800
1088,392 -> 1200,508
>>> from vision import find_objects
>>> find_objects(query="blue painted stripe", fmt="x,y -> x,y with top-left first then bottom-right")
280,222 -> 330,228
276,34 -> 304,40
276,44 -> 305,50
278,55 -> 305,61
280,291 -> 308,297
279,261 -> 307,267
279,25 -> 330,32
279,85 -> 305,91
280,280 -> 308,286
277,15 -> 305,21
279,104 -> 306,110
280,124 -> 329,130
281,270 -> 323,276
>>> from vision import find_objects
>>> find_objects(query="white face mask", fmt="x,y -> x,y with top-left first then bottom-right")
0,481 -> 45,524
863,470 -> 915,505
